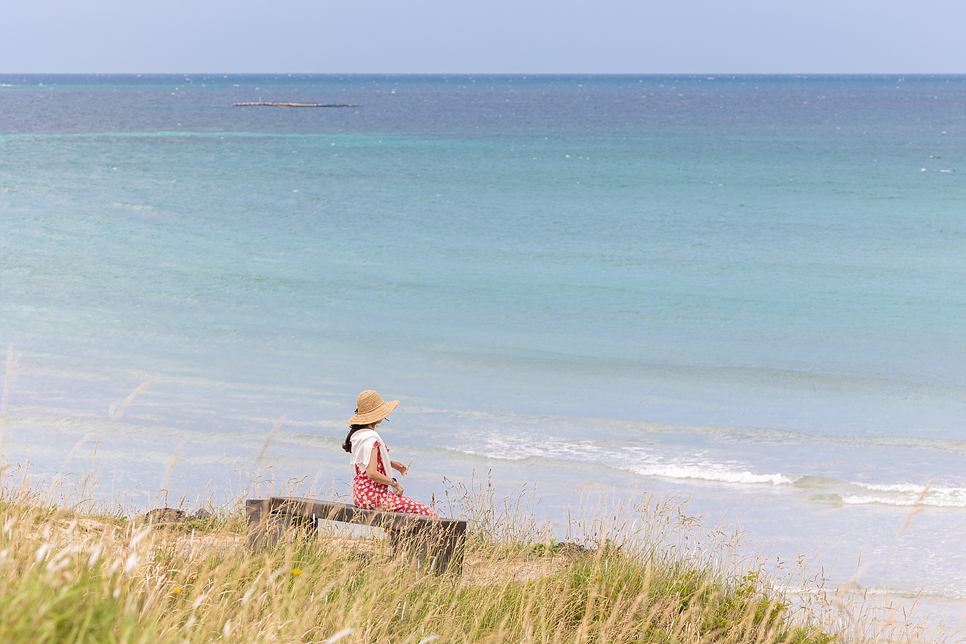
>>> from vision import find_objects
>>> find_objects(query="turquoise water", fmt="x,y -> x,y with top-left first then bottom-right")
2,74 -> 965,625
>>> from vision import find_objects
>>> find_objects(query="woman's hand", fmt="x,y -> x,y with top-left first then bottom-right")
391,460 -> 409,476
392,480 -> 405,497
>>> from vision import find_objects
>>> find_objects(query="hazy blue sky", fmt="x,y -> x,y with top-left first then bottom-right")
2,0 -> 964,74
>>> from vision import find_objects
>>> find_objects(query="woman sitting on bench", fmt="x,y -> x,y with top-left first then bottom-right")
342,390 -> 438,517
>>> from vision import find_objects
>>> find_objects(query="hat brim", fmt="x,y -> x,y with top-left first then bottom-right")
348,399 -> 398,425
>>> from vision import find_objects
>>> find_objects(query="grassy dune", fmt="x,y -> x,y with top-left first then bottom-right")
0,472 -> 943,644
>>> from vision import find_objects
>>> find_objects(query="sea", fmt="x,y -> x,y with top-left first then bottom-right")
1,74 -> 964,632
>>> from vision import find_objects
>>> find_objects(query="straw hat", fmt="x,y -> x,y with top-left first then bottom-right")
348,390 -> 399,425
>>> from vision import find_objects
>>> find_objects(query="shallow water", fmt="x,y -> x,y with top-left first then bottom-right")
2,73 -> 965,630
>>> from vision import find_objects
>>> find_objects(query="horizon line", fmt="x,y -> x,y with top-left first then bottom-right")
4,71 -> 966,77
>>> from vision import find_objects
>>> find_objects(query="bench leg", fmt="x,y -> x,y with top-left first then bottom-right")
246,499 -> 271,550
435,522 -> 466,574
389,522 -> 466,575
247,500 -> 316,550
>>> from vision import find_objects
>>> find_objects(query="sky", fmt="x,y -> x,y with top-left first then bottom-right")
1,0 -> 965,74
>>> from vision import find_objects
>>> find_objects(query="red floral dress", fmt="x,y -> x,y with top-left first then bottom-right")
352,441 -> 437,516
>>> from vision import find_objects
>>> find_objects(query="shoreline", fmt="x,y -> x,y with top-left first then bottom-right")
2,417 -> 965,633
0,467 -> 953,643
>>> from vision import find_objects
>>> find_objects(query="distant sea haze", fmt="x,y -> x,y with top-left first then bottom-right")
2,74 -> 965,627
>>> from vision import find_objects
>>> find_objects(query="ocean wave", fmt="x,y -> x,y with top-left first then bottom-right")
111,202 -> 155,211
841,496 -> 966,508
457,448 -> 530,462
445,431 -> 797,487
448,445 -> 794,486
783,585 -> 966,601
456,434 -> 603,463
841,485 -> 966,508
850,482 -> 928,493
848,481 -> 966,495
625,465 -> 794,486
416,407 -> 966,455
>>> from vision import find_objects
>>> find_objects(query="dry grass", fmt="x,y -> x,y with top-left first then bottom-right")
0,464 -> 949,644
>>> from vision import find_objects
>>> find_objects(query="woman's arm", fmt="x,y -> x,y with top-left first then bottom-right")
366,447 -> 403,495
390,460 -> 409,476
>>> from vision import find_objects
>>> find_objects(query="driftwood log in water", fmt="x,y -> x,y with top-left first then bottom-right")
233,102 -> 360,108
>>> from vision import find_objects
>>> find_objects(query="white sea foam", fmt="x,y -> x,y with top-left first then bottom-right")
627,465 -> 794,486
457,448 -> 529,461
840,495 -> 966,508
453,445 -> 794,486
841,483 -> 966,508
851,482 -> 932,493
457,434 -> 603,463
450,433 -> 794,486
841,496 -> 966,508
111,202 -> 155,211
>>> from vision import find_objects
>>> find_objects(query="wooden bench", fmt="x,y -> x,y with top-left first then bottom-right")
246,496 -> 467,574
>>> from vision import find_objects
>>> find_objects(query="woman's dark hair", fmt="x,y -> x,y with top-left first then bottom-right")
342,424 -> 372,453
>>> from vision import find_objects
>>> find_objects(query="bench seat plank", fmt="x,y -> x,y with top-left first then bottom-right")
269,496 -> 465,531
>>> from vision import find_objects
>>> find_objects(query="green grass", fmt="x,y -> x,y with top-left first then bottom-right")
0,472 -> 942,644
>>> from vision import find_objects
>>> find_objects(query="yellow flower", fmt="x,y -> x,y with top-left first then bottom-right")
172,586 -> 182,595
291,568 -> 303,576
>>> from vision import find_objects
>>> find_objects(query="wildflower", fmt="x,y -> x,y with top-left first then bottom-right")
172,586 -> 182,595
291,567 -> 303,576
